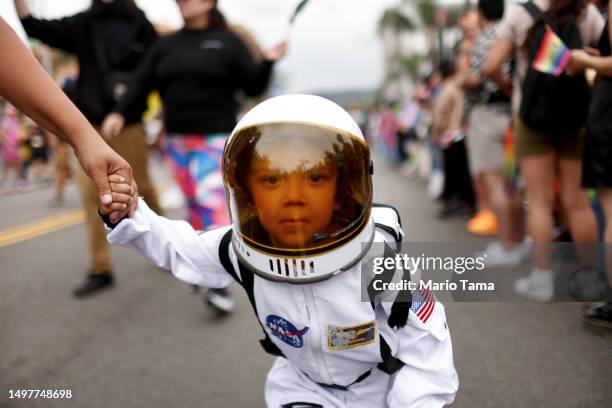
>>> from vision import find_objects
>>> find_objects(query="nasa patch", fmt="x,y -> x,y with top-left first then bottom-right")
265,315 -> 309,348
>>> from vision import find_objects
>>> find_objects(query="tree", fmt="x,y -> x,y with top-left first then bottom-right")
377,1 -> 464,96
401,53 -> 425,82
415,0 -> 463,64
378,5 -> 417,99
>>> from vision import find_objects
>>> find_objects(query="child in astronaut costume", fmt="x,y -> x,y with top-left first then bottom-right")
101,95 -> 458,407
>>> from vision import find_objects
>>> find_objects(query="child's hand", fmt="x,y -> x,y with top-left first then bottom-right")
99,174 -> 135,223
264,41 -> 288,62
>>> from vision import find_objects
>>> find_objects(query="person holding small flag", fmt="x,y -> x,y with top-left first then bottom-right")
485,0 -> 603,302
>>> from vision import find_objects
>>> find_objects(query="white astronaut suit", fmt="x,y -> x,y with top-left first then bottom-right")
105,95 -> 458,407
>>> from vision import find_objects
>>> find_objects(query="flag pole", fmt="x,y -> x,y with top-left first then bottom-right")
284,0 -> 311,39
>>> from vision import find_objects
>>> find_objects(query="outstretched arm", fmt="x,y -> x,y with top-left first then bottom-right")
105,197 -> 233,289
0,17 -> 135,218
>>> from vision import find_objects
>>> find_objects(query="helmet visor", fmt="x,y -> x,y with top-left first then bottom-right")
224,122 -> 372,255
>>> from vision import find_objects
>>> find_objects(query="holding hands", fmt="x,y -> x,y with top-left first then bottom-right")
99,174 -> 138,224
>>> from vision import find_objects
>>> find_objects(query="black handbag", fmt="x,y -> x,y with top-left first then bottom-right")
91,18 -> 145,103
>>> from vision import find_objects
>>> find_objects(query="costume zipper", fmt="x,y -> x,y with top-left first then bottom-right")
303,286 -> 331,384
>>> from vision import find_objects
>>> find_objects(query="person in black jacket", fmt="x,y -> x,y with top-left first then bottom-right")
101,0 -> 286,313
15,0 -> 163,298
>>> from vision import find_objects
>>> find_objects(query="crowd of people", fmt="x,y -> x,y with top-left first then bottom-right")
364,0 -> 611,328
2,0 -> 611,328
0,102 -> 57,192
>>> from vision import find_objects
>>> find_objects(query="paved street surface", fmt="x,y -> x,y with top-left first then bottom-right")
1,156 -> 611,408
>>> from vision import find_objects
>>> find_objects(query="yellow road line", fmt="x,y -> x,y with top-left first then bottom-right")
0,209 -> 85,248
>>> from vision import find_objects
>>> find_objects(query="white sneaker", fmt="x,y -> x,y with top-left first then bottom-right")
481,241 -> 530,268
514,268 -> 554,303
398,162 -> 417,178
160,185 -> 185,211
204,288 -> 235,314
428,170 -> 444,199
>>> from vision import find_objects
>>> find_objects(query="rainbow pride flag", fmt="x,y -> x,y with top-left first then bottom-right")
532,29 -> 571,76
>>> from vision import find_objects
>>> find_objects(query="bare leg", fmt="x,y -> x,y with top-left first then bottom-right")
598,188 -> 612,290
473,175 -> 490,212
520,153 -> 556,270
483,170 -> 525,248
558,158 -> 597,243
597,188 -> 612,243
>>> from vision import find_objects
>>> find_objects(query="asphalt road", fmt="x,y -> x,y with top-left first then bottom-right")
1,156 -> 610,408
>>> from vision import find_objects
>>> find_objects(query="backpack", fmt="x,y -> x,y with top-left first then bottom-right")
519,1 -> 591,133
217,204 -> 408,376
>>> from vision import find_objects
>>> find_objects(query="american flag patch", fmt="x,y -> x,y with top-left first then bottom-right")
410,288 -> 435,323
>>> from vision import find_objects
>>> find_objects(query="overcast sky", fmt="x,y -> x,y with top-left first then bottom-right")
0,0 -> 466,93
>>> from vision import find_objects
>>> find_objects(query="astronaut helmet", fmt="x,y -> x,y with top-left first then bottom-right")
223,94 -> 374,283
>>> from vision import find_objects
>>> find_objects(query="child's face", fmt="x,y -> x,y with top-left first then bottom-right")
247,156 -> 339,249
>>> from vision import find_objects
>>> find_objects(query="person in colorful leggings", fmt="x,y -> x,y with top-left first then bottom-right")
102,0 -> 287,312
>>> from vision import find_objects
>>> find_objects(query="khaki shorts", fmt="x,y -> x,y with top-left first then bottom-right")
514,116 -> 585,160
467,105 -> 511,175
54,141 -> 71,174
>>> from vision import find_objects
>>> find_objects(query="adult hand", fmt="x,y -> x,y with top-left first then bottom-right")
264,41 -> 288,61
101,113 -> 125,142
567,49 -> 589,74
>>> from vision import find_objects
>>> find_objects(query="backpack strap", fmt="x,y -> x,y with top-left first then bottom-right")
370,204 -> 411,328
366,243 -> 398,309
372,203 -> 404,244
366,242 -> 408,375
218,230 -> 240,283
522,1 -> 556,32
218,230 -> 285,357
522,1 -> 542,18
387,266 -> 413,330
373,203 -> 403,227
378,336 -> 405,375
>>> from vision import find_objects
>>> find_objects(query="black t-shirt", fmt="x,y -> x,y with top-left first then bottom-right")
114,28 -> 274,134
